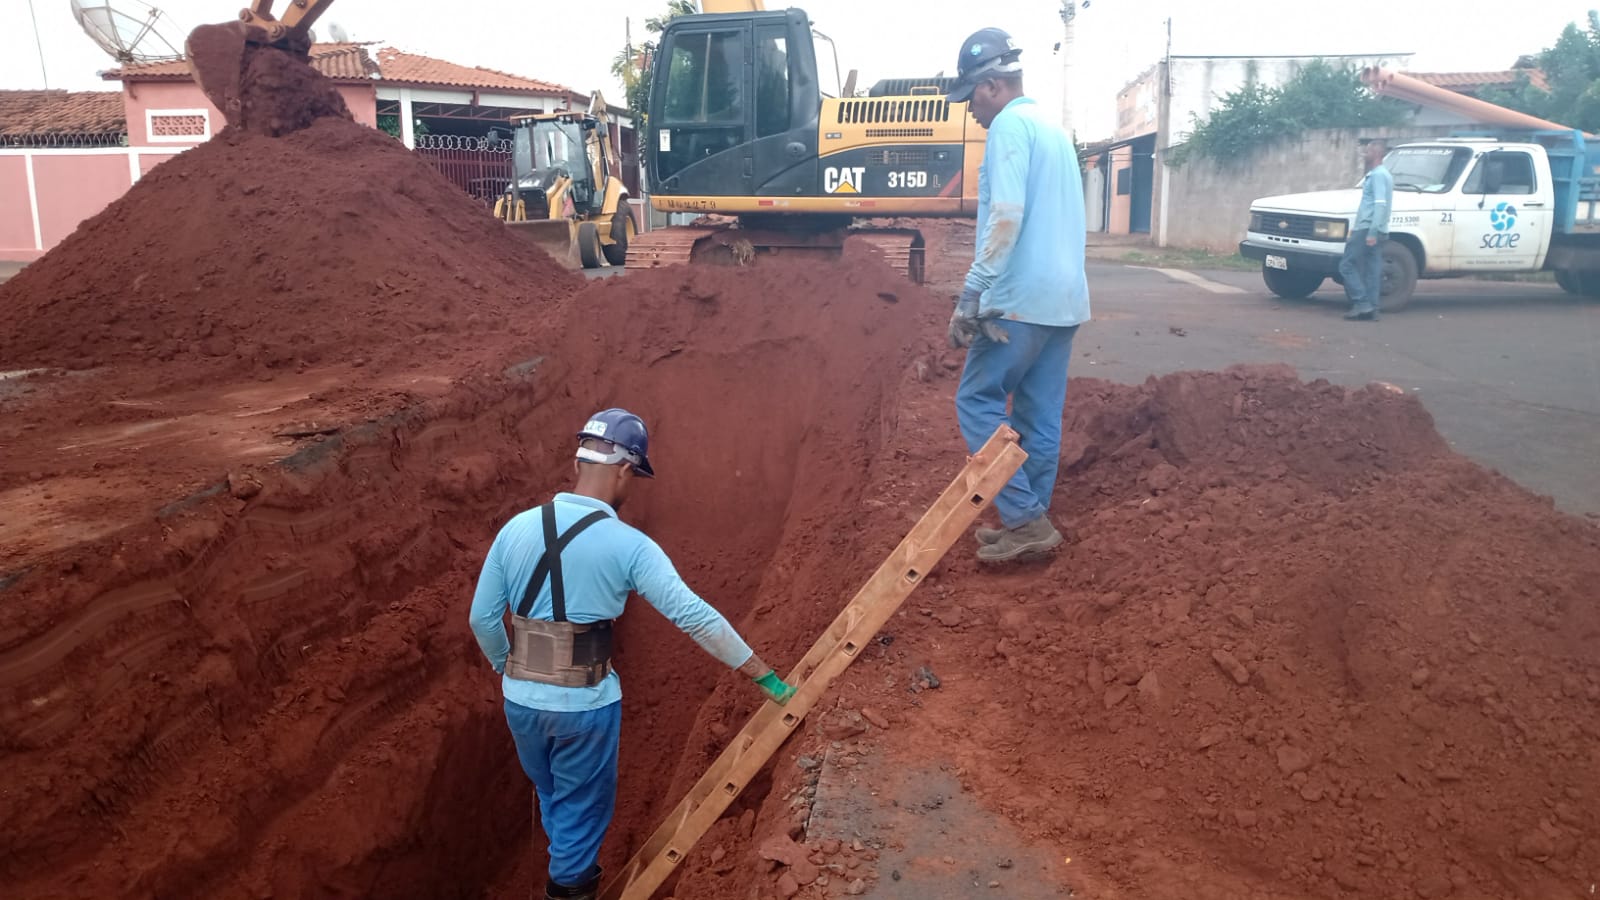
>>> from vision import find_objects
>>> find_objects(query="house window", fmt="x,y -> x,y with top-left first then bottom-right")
146,109 -> 212,143
1116,167 -> 1132,196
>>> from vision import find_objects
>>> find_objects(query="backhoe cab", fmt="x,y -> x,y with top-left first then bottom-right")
496,98 -> 635,270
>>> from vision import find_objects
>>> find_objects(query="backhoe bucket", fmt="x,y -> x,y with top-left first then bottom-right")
506,219 -> 580,269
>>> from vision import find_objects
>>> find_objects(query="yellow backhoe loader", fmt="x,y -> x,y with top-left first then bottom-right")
494,94 -> 637,270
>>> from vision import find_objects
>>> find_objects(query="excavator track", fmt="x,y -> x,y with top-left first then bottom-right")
624,226 -> 725,273
624,223 -> 926,284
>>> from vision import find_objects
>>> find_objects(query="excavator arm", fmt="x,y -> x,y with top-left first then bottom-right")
236,0 -> 338,46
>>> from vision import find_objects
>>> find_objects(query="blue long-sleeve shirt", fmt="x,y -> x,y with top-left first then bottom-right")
963,96 -> 1091,328
468,492 -> 754,712
1354,164 -> 1393,236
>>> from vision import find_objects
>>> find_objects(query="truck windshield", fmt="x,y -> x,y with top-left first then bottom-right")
1385,146 -> 1473,193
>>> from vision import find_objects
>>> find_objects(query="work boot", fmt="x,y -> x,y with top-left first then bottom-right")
1342,307 -> 1377,321
974,523 -> 1005,545
976,516 -> 1063,564
545,867 -> 601,900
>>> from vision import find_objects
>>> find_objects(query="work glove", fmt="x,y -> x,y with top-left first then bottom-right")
947,287 -> 1009,349
754,670 -> 797,705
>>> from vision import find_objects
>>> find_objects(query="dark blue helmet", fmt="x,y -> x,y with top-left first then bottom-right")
946,27 -> 1023,103
576,408 -> 655,478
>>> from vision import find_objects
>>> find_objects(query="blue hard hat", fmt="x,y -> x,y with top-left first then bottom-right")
576,408 -> 655,478
946,27 -> 1023,103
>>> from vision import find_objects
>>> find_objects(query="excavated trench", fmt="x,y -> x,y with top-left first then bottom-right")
0,258 -> 923,899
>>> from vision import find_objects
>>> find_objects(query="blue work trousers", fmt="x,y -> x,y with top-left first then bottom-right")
1339,230 -> 1385,312
504,698 -> 622,886
955,320 -> 1080,528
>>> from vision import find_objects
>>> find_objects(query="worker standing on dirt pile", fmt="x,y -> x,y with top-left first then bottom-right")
1341,138 -> 1393,322
468,409 -> 796,900
944,28 -> 1091,564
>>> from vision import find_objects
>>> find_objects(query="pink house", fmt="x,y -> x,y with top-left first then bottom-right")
0,89 -> 180,262
1,44 -> 631,262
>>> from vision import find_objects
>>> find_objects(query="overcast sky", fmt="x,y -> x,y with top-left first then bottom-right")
4,0 -> 1590,138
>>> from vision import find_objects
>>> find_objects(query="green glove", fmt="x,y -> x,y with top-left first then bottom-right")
755,670 -> 797,705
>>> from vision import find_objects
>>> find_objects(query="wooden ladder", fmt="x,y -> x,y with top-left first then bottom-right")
599,425 -> 1026,900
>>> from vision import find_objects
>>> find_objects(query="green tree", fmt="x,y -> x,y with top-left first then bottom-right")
1169,60 -> 1406,166
1480,11 -> 1600,133
612,0 -> 698,127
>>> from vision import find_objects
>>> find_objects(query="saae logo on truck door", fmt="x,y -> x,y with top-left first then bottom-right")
1482,202 -> 1521,249
824,166 -> 867,194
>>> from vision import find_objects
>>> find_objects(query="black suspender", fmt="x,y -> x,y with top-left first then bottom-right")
514,504 -> 610,619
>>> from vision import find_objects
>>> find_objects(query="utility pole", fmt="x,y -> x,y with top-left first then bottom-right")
1058,1 -> 1077,138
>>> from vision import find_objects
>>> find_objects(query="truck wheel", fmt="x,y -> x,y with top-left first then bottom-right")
1379,243 -> 1419,311
603,212 -> 634,267
578,222 -> 604,269
1262,266 -> 1324,300
1556,269 -> 1600,298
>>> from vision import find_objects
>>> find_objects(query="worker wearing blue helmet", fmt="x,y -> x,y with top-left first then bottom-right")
946,27 -> 1091,564
468,408 -> 796,900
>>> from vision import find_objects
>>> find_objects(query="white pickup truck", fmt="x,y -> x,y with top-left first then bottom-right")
1239,130 -> 1600,309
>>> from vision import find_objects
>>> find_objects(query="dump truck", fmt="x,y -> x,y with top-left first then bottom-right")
1239,70 -> 1600,310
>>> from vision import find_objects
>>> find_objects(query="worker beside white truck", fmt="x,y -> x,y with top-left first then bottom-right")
1239,128 -> 1600,310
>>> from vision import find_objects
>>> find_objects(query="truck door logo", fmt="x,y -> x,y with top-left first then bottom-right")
824,166 -> 866,194
1482,201 -> 1521,249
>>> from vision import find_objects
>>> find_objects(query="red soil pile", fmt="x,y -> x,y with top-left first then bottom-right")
233,41 -> 353,137
0,116 -> 579,381
716,363 -> 1600,900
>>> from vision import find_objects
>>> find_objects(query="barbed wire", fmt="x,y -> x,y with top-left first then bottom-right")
413,134 -> 513,153
0,131 -> 129,149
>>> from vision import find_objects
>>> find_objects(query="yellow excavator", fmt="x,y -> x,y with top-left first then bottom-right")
493,94 -> 637,270
626,0 -> 986,282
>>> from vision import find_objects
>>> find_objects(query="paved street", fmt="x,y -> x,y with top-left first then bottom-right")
1079,262 -> 1600,515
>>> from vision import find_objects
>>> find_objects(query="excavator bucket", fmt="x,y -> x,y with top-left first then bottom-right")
506,219 -> 581,269
187,1 -> 326,109
186,22 -> 252,121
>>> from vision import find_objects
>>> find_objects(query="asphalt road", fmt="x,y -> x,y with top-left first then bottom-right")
1078,263 -> 1600,516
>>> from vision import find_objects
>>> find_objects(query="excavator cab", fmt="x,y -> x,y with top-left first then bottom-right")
631,5 -> 977,282
649,8 -> 822,202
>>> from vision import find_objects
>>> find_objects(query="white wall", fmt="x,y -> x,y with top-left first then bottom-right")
1166,54 -> 1414,144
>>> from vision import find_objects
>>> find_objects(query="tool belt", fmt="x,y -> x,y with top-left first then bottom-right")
506,502 -> 616,688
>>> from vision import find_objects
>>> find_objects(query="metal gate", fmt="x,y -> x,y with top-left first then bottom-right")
413,134 -> 512,207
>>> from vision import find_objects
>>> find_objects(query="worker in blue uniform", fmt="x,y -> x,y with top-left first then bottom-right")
944,27 -> 1092,565
469,408 -> 796,900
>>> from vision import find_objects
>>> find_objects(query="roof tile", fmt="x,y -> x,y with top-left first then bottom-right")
373,48 -> 572,94
108,42 -> 379,82
0,90 -> 125,138
106,43 -> 573,97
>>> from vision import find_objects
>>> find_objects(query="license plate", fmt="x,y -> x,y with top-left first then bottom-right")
1265,254 -> 1288,270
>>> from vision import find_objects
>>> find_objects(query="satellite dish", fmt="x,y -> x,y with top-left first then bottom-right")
71,0 -> 188,64
327,22 -> 350,42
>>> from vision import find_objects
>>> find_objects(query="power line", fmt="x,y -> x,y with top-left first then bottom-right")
27,0 -> 50,89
